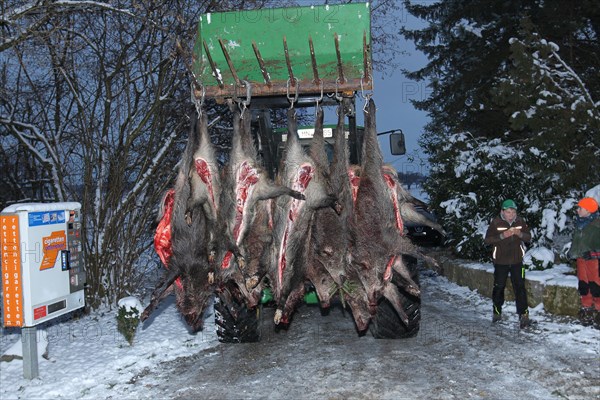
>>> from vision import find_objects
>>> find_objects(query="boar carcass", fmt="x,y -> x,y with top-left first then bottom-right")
270,108 -> 341,325
216,107 -> 305,311
306,105 -> 354,309
142,113 -> 216,332
349,99 -> 427,330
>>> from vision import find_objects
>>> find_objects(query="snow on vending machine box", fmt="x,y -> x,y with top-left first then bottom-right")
1,202 -> 86,378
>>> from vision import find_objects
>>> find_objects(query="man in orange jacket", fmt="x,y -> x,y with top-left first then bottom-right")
568,197 -> 600,329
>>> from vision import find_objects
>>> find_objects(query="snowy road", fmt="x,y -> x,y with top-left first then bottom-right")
133,270 -> 600,400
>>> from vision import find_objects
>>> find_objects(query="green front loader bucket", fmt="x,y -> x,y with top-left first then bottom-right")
192,2 -> 372,100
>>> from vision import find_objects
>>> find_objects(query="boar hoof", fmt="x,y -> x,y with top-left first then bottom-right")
406,285 -> 421,297
237,256 -> 246,269
274,309 -> 283,325
245,275 -> 259,291
292,191 -> 306,200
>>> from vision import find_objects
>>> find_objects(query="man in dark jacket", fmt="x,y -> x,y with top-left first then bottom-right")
484,199 -> 533,328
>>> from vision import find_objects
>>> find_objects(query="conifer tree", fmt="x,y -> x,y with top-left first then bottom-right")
402,0 -> 600,261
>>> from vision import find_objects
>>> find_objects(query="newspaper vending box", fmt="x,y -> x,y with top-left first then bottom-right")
1,202 -> 86,328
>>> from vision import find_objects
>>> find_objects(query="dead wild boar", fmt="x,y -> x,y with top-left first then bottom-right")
270,108 -> 341,325
216,107 -> 305,311
142,113 -> 216,332
348,99 -> 427,328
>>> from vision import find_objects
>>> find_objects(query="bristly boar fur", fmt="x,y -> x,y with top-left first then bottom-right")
270,108 -> 341,325
216,107 -> 305,310
142,113 -> 215,332
348,99 -> 429,327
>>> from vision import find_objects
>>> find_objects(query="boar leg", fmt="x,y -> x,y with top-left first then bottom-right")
141,270 -> 180,321
381,281 -> 411,326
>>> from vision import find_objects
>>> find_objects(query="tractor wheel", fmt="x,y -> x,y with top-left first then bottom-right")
370,256 -> 421,339
369,292 -> 421,339
214,292 -> 261,343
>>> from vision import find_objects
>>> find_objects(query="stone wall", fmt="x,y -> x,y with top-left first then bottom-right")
430,250 -> 580,317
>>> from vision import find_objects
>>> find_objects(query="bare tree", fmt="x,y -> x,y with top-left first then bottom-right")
1,0 -> 209,308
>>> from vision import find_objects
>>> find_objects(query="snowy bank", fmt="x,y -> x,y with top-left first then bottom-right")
431,250 -> 580,316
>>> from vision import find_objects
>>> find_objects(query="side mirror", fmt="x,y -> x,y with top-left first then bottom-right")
390,132 -> 406,155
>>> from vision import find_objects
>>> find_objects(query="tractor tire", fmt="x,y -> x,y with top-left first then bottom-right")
214,293 -> 261,343
369,292 -> 421,339
370,256 -> 421,339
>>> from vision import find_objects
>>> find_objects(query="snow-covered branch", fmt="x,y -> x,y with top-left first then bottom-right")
1,116 -> 65,200
549,47 -> 598,116
1,1 -> 139,52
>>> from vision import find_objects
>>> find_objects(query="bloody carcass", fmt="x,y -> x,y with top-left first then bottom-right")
142,3 -> 444,341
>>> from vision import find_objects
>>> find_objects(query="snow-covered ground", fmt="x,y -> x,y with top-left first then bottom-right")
2,183 -> 596,399
1,266 -> 598,399
0,296 -> 219,399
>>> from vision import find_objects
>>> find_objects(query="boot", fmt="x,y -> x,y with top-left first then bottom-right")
578,307 -> 595,327
492,306 -> 502,323
594,309 -> 600,330
519,313 -> 536,329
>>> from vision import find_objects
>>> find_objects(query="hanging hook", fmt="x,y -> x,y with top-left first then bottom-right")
191,82 -> 205,117
241,79 -> 252,108
287,77 -> 299,109
232,80 -> 252,108
359,74 -> 373,113
334,78 -> 343,102
233,80 -> 251,119
315,79 -> 324,116
363,92 -> 373,114
360,75 -> 366,99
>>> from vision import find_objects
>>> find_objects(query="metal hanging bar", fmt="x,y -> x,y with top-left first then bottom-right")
283,36 -> 296,86
362,30 -> 371,85
203,40 -> 224,88
334,33 -> 346,84
218,38 -> 242,86
252,41 -> 272,86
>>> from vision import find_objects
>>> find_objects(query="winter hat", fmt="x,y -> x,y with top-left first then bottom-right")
501,199 -> 517,210
578,197 -> 599,213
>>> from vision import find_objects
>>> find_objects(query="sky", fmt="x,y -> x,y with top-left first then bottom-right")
372,2 -> 431,176
313,1 -> 432,175
1,259 -> 598,399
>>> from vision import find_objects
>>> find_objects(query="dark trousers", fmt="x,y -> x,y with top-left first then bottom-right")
492,263 -> 528,316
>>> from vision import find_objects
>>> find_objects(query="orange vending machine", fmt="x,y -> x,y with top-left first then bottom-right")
1,202 -> 85,328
